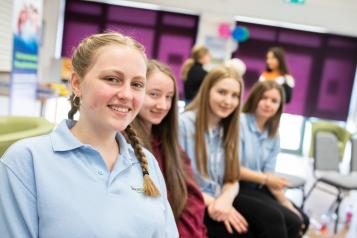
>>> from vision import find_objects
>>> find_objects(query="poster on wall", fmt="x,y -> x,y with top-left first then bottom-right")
12,0 -> 42,75
10,0 -> 43,115
205,36 -> 228,67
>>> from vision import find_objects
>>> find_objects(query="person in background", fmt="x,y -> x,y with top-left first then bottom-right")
0,32 -> 178,238
239,80 -> 309,238
181,45 -> 211,103
131,60 -> 206,238
259,47 -> 295,103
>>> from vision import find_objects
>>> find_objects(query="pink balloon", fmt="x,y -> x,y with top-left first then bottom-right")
218,23 -> 231,39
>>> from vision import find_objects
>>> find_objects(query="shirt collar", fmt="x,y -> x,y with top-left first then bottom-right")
51,120 -> 82,151
51,120 -> 137,162
246,113 -> 269,139
116,130 -> 137,163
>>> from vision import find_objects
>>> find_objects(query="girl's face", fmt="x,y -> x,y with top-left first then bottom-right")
208,77 -> 240,121
72,44 -> 147,132
255,88 -> 281,121
266,51 -> 279,71
139,69 -> 174,128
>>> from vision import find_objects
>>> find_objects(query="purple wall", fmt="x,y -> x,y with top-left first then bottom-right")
233,22 -> 357,121
62,0 -> 199,98
157,34 -> 193,97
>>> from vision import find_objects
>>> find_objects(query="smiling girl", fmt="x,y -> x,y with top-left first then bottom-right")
178,65 -> 253,237
132,60 -> 206,238
239,80 -> 309,238
0,33 -> 178,238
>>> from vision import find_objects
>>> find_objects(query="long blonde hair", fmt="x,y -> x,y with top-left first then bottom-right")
132,60 -> 188,219
186,65 -> 243,182
181,45 -> 209,80
68,32 -> 159,197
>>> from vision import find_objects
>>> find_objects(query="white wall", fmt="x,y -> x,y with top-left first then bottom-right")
135,0 -> 357,38
38,0 -> 63,83
0,0 -> 13,72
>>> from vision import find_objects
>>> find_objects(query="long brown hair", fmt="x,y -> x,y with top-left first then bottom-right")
186,65 -> 243,183
68,32 -> 159,197
266,47 -> 289,75
132,60 -> 188,219
181,45 -> 209,80
243,80 -> 285,138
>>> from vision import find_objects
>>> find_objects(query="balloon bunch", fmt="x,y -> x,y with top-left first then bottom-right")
218,23 -> 250,42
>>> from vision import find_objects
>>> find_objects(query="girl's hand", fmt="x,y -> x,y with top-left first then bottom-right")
265,173 -> 290,190
224,207 -> 248,234
207,194 -> 232,221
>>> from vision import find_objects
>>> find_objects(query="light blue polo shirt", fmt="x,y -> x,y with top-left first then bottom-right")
178,111 -> 225,197
239,113 -> 280,173
0,120 -> 178,238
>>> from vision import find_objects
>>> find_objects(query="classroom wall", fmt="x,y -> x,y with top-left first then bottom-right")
1,0 -> 357,127
0,0 -> 13,72
38,0 -> 63,84
13,0 -> 357,83
136,0 -> 357,38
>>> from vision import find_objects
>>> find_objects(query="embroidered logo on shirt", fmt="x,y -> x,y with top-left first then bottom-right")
130,185 -> 144,193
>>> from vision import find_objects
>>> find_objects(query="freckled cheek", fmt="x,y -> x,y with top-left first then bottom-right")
87,88 -> 114,110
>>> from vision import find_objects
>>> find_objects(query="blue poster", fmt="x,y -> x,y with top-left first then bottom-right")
10,0 -> 43,115
12,0 -> 42,75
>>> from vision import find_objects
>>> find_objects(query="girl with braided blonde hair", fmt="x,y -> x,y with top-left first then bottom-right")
0,32 -> 178,237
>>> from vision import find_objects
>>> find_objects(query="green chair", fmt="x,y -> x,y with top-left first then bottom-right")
0,116 -> 54,157
309,121 -> 351,160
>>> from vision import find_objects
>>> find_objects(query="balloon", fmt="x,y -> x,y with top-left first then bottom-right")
241,27 -> 250,42
232,26 -> 249,42
218,23 -> 231,39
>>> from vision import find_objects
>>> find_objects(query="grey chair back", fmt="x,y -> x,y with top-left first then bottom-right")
351,136 -> 357,172
314,131 -> 340,171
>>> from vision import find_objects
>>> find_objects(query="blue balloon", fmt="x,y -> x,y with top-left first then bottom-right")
232,26 -> 249,42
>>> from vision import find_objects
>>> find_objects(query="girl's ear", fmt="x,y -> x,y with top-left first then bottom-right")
71,72 -> 81,96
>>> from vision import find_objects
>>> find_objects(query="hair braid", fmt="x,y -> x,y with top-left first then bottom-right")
68,93 -> 80,119
125,125 -> 160,197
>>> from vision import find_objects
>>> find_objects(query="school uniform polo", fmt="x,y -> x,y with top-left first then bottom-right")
178,111 -> 225,198
239,113 -> 280,173
0,120 -> 178,238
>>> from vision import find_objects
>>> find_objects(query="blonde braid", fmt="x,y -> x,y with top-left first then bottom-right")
125,125 -> 160,197
68,93 -> 80,119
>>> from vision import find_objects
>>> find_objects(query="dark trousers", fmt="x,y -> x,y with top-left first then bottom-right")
237,185 -> 309,238
205,186 -> 309,238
